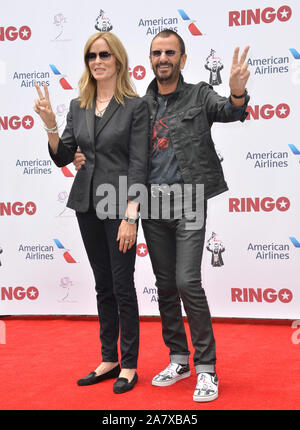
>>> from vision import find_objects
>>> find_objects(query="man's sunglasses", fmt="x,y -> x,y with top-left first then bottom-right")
150,50 -> 181,58
85,51 -> 114,61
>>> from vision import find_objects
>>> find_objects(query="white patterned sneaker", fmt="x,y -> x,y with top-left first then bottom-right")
193,372 -> 218,402
152,363 -> 191,387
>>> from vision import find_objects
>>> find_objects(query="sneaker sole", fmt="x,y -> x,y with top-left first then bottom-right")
152,371 -> 191,387
193,392 -> 218,402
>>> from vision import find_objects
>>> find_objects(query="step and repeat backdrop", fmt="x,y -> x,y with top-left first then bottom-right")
0,0 -> 299,318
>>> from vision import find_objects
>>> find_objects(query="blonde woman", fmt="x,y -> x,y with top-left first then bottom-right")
34,32 -> 149,394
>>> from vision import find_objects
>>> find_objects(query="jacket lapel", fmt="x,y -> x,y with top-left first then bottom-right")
95,97 -> 120,138
85,97 -> 96,144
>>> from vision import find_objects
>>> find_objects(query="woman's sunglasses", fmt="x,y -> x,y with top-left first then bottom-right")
86,51 -> 114,62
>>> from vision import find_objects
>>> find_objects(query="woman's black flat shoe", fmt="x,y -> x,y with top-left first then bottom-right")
113,372 -> 138,394
77,364 -> 121,386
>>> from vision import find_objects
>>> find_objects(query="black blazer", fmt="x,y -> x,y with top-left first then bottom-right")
49,96 -> 150,216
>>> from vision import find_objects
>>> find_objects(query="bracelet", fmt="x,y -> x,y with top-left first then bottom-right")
46,128 -> 59,134
230,89 -> 248,99
43,122 -> 59,134
43,122 -> 57,130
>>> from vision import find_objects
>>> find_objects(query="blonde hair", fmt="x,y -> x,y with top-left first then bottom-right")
78,32 -> 138,109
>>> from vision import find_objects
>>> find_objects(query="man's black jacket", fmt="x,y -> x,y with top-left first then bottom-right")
144,74 -> 250,199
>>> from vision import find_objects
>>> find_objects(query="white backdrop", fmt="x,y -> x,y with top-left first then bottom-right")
0,0 -> 299,318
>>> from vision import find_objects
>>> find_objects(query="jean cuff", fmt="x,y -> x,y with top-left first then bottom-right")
195,364 -> 216,374
170,354 -> 189,365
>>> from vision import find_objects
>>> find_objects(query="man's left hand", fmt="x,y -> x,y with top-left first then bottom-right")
229,45 -> 250,97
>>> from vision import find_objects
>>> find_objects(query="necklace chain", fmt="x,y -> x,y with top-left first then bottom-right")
96,97 -> 111,103
96,105 -> 108,117
95,97 -> 111,117
96,107 -> 107,117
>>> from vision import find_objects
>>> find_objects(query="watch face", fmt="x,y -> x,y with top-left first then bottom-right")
128,218 -> 135,224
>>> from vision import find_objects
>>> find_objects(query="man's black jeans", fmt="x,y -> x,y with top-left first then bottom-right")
142,198 -> 216,374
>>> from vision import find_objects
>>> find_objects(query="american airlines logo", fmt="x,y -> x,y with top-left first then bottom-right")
289,144 -> 300,155
290,237 -> 300,248
290,49 -> 300,60
49,64 -> 73,90
177,9 -> 202,35
53,239 -> 77,263
138,16 -> 178,36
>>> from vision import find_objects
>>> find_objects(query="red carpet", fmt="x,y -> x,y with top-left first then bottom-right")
0,318 -> 299,411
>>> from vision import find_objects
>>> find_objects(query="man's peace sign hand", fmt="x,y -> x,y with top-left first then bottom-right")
229,46 -> 250,96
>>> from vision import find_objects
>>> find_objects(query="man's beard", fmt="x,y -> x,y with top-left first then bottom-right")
152,60 -> 181,84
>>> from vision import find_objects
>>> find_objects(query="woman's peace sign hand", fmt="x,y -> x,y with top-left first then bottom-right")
34,83 -> 56,128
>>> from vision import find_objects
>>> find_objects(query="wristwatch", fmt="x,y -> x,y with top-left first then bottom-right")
123,215 -> 139,224
231,88 -> 248,99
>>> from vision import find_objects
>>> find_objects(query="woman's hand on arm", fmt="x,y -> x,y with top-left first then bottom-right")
73,147 -> 86,170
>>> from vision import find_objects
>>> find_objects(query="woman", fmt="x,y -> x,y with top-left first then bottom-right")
34,32 -> 149,394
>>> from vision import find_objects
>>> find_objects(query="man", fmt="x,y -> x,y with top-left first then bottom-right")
73,30 -> 250,402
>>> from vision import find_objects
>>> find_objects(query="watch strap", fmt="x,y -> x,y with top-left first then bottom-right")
123,215 -> 138,224
231,89 -> 248,99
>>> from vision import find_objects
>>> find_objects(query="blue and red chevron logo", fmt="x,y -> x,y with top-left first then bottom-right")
53,239 -> 77,263
288,144 -> 300,165
49,64 -> 73,90
178,9 -> 202,36
288,144 -> 300,155
61,166 -> 74,177
289,49 -> 300,59
290,237 -> 300,248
